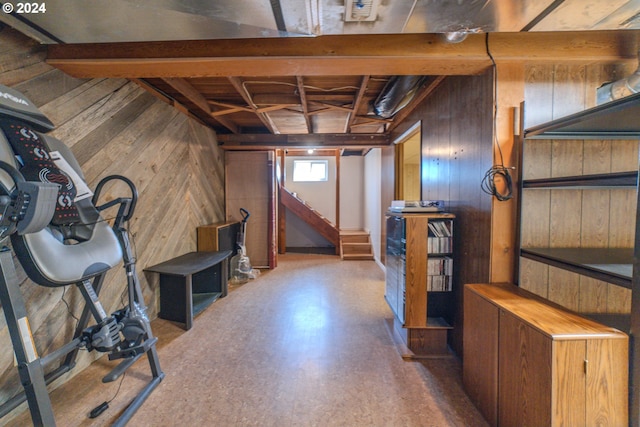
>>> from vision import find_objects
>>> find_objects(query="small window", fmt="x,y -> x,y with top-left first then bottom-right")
293,160 -> 328,182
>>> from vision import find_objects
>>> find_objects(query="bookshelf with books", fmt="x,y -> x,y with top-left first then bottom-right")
385,212 -> 455,356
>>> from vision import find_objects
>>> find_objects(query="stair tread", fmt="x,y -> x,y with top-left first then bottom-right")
342,253 -> 374,260
342,248 -> 373,254
339,230 -> 373,260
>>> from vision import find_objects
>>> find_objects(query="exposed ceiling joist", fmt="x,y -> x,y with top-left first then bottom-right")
74,30 -> 639,139
347,76 -> 371,133
296,76 -> 312,133
6,2 -> 639,147
309,101 -> 354,114
208,100 -> 253,115
217,133 -> 390,149
351,116 -> 392,126
286,149 -> 340,157
228,76 -> 280,133
162,78 -> 210,113
161,77 -> 239,133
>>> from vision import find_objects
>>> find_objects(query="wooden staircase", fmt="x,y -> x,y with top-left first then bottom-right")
279,186 -> 374,260
340,230 -> 374,260
280,186 -> 340,250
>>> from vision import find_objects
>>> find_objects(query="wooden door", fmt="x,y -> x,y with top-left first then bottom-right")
225,151 -> 276,268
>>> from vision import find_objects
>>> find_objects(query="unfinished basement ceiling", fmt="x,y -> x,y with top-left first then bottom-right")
2,0 -> 640,150
7,0 -> 640,43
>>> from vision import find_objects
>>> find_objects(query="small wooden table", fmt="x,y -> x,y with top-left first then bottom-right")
144,250 -> 232,330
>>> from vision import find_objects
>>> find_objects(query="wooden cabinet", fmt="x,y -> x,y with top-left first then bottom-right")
463,283 -> 628,427
197,221 -> 240,277
197,221 -> 240,253
518,92 -> 640,420
385,212 -> 455,356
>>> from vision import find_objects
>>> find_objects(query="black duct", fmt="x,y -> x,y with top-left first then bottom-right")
371,76 -> 427,119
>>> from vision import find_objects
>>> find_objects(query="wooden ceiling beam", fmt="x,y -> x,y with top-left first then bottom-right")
228,76 -> 280,134
47,32 -> 639,79
351,116 -> 393,125
162,77 -> 211,113
307,94 -> 356,102
308,101 -> 354,113
218,133 -> 390,149
287,149 -> 339,156
297,76 -> 312,133
386,75 -> 446,132
348,76 -> 370,133
208,100 -> 253,113
211,107 -> 245,117
306,107 -> 333,116
162,77 -> 238,133
255,104 -> 299,114
252,94 -> 302,105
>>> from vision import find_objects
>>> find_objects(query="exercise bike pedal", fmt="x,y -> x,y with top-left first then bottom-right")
103,337 -> 158,383
109,337 -> 158,361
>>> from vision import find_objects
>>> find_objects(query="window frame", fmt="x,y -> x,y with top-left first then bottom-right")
292,159 -> 329,182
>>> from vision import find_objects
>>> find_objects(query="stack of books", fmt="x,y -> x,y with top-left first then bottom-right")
427,220 -> 452,254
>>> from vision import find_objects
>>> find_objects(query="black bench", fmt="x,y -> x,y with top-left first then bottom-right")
145,250 -> 232,330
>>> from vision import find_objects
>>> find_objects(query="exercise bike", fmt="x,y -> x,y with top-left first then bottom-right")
0,83 -> 163,426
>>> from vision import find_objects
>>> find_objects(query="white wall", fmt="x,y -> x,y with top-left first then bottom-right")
364,149 -> 382,262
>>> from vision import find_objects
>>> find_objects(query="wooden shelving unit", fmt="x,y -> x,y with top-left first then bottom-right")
520,247 -> 632,289
518,91 -> 640,423
385,212 -> 455,357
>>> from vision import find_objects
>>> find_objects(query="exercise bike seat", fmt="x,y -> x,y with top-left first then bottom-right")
0,84 -> 122,287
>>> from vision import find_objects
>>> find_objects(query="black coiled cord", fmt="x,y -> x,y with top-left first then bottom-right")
481,165 -> 513,201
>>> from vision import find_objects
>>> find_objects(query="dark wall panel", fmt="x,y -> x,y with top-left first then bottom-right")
391,72 -> 494,354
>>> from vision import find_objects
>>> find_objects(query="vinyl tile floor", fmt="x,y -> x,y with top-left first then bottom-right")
7,253 -> 488,427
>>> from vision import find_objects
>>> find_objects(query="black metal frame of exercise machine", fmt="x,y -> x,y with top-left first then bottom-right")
0,172 -> 164,426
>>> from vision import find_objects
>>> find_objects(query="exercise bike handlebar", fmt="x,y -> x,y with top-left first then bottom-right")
0,161 -> 26,186
92,175 -> 138,221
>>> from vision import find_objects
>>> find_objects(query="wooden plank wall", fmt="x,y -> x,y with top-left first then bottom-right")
0,25 -> 225,407
520,62 -> 636,314
389,72 -> 494,354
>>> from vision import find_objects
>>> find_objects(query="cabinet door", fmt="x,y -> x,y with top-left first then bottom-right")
552,340 -> 586,426
498,311 -> 552,427
585,338 -> 628,426
385,216 -> 404,322
385,250 -> 404,322
463,288 -> 499,426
